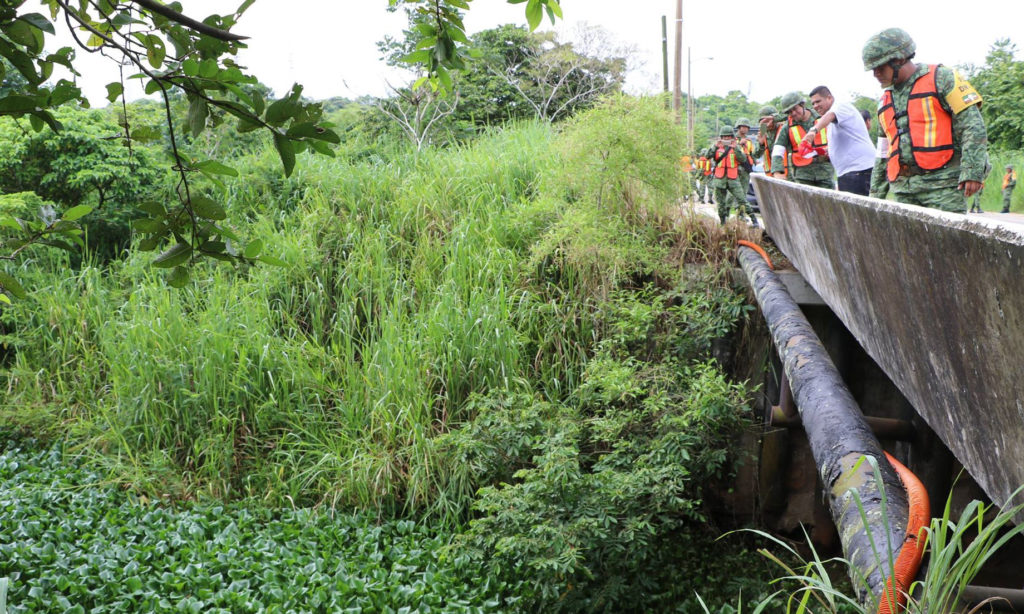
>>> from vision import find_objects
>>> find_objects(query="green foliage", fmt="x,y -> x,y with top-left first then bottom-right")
0,444 -> 505,613
2,109 -> 768,609
556,94 -> 687,222
722,459 -> 1024,614
449,282 -> 757,612
0,108 -> 165,260
0,1 -> 338,287
968,39 -> 1024,152
389,0 -> 563,92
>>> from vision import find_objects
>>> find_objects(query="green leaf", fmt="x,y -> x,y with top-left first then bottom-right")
188,96 -> 209,137
199,59 -> 219,78
257,253 -> 287,267
0,270 -> 28,299
132,218 -> 164,233
182,58 -> 199,77
265,98 -> 298,126
152,243 -> 192,268
243,238 -> 263,259
0,215 -> 23,230
272,132 -> 295,177
525,0 -> 543,30
190,196 -> 226,221
167,266 -> 190,288
194,160 -> 238,177
18,13 -> 56,35
286,122 -> 340,144
0,95 -> 41,113
400,50 -> 431,64
105,82 -> 123,103
0,293 -> 9,305
61,205 -> 93,222
138,201 -> 166,217
145,34 -> 166,68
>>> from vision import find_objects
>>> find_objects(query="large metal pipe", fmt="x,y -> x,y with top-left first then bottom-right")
738,246 -> 910,603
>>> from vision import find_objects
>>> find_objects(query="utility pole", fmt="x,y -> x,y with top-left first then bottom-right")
672,0 -> 682,124
687,47 -> 693,150
661,16 -> 669,94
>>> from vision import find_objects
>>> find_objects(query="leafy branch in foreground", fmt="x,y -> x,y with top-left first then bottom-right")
0,0 -> 338,293
389,0 -> 563,91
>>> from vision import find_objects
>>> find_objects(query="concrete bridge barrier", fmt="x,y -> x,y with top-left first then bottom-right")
752,175 -> 1024,512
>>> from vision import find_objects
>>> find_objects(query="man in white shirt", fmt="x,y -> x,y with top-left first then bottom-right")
802,85 -> 876,195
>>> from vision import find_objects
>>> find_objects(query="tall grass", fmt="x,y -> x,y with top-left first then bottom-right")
0,99 -> 752,537
0,121 -> 576,518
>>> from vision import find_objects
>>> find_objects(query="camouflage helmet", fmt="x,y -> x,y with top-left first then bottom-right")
780,91 -> 805,113
735,117 -> 752,128
757,105 -> 777,118
862,28 -> 916,70
718,124 -> 735,137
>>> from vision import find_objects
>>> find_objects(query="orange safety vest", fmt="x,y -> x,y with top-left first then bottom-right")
700,156 -> 713,176
713,145 -> 751,180
1004,171 -> 1017,189
878,64 -> 955,181
788,119 -> 828,167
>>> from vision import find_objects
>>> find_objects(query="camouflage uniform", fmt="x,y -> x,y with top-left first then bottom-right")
864,30 -> 988,213
734,118 -> 756,198
711,131 -> 757,225
772,109 -> 835,189
1001,167 -> 1016,213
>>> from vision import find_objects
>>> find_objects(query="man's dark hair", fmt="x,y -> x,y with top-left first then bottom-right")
860,108 -> 872,121
809,85 -> 832,98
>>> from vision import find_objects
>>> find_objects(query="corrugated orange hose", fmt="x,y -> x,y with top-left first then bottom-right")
877,452 -> 931,614
737,240 -> 773,270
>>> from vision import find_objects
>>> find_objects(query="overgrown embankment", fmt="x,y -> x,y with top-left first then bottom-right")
1,95 -> 772,611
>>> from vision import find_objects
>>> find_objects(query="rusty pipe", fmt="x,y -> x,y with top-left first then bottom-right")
771,410 -> 916,442
739,246 -> 910,604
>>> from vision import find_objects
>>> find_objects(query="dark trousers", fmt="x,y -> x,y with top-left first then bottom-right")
837,168 -> 872,196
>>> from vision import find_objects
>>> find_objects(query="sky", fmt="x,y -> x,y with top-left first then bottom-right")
64,0 -> 1024,108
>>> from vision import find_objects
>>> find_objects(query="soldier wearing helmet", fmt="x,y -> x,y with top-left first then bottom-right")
771,91 -> 836,189
755,105 -> 785,177
710,125 -> 758,226
734,117 -> 756,198
863,27 -> 988,211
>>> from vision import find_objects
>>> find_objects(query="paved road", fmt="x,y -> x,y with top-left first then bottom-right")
970,210 -> 1024,225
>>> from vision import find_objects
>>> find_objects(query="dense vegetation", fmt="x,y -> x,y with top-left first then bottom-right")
0,95 -> 778,611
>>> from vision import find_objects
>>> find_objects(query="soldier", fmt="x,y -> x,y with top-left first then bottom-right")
711,125 -> 757,226
1001,165 -> 1016,213
755,105 -> 785,177
771,91 -> 836,189
862,28 -> 988,212
734,117 -> 756,198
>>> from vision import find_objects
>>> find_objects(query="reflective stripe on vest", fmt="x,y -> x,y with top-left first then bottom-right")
878,64 -> 955,181
788,120 -> 828,167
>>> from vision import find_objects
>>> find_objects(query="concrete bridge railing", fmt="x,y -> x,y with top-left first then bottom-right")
752,175 -> 1024,511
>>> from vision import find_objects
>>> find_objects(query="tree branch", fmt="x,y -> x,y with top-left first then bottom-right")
128,0 -> 248,42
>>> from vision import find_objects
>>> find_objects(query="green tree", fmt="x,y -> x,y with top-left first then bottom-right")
968,39 -> 1024,151
0,0 -> 562,298
0,107 -> 165,259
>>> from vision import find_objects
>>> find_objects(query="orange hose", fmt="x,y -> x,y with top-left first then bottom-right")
877,452 -> 931,614
737,240 -> 773,270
